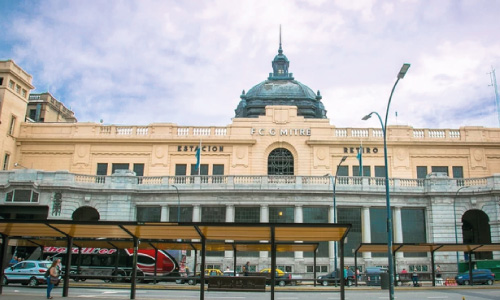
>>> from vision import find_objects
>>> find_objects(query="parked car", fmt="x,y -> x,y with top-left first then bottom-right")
259,268 -> 302,286
179,268 -> 223,285
317,269 -> 355,286
455,269 -> 495,285
3,260 -> 56,287
223,270 -> 238,276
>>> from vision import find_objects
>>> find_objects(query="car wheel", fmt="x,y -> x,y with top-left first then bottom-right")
114,273 -> 124,283
278,280 -> 285,286
322,280 -> 328,286
2,277 -> 8,286
464,280 -> 470,285
135,272 -> 144,283
28,277 -> 38,287
487,279 -> 493,285
188,279 -> 196,285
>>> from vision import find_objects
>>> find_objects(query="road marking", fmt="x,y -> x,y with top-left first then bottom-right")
427,297 -> 448,299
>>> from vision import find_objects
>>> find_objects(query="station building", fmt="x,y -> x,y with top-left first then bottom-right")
0,43 -> 499,277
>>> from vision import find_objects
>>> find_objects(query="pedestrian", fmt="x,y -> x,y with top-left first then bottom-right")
46,259 -> 60,299
243,261 -> 250,276
412,270 -> 419,287
435,265 -> 441,278
356,268 -> 360,281
8,256 -> 18,267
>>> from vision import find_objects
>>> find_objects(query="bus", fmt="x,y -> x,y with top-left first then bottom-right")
42,246 -> 180,282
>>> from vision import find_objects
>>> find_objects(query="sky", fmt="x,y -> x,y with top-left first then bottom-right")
1,0 -> 500,129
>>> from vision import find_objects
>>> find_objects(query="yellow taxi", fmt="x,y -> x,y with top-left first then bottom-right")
204,268 -> 223,276
259,268 -> 285,276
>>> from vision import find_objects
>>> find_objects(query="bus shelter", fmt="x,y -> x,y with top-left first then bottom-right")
0,220 -> 351,300
354,243 -> 500,287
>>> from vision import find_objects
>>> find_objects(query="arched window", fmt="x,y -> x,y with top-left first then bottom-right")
268,148 -> 294,175
462,210 -> 492,259
72,206 -> 100,221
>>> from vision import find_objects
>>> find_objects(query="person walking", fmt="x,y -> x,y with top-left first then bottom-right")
243,261 -> 250,276
46,259 -> 60,299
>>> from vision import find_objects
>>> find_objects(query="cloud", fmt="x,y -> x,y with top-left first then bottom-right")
1,0 -> 499,129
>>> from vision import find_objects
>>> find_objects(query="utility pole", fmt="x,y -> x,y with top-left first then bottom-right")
488,67 -> 500,127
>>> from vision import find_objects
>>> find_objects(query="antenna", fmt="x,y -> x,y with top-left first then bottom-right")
488,67 -> 500,127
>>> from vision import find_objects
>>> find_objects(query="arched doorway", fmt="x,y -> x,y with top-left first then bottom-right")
268,148 -> 294,175
72,206 -> 100,221
462,209 -> 492,259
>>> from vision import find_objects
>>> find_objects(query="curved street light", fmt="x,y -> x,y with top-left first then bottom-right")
362,63 -> 410,300
332,155 -> 348,277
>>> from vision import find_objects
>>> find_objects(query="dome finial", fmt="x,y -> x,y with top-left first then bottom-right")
278,24 -> 283,54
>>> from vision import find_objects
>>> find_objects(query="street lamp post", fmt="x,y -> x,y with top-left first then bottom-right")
332,156 -> 348,276
453,186 -> 470,272
362,63 -> 410,300
172,185 -> 181,222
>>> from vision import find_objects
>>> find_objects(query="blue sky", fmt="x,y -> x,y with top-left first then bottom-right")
1,0 -> 499,129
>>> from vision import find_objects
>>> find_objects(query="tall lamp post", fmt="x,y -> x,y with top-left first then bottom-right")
362,63 -> 410,300
172,185 -> 181,222
332,156 -> 348,275
453,185 -> 470,272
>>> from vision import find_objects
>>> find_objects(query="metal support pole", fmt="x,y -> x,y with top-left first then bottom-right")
130,237 -> 138,300
172,185 -> 181,222
200,237 -> 206,300
313,248 -> 317,287
271,227 -> 276,300
62,237 -> 73,297
0,234 -> 9,295
354,251 -> 358,287
431,251 -> 435,287
339,238 -> 345,300
468,251 -> 473,286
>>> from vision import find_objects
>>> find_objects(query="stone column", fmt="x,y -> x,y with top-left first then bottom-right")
161,205 -> 169,222
225,205 -> 235,259
329,206 -> 335,267
193,205 -> 201,222
393,206 -> 404,259
260,205 -> 269,259
294,205 -> 304,259
362,206 -> 372,260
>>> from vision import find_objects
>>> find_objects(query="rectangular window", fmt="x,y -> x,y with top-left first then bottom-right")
175,164 -> 187,184
16,84 -> 21,93
96,163 -> 108,175
353,166 -> 370,177
133,163 -> 144,176
213,164 -> 224,175
8,115 -> 16,135
337,165 -> 348,176
303,207 -> 328,258
269,206 -> 294,223
431,166 -> 448,176
3,153 -> 10,170
112,163 -> 129,174
338,208 -> 361,257
136,206 -> 161,222
202,206 -> 225,257
416,166 -> 428,179
0,77 -> 3,85
5,190 -> 39,203
307,265 -> 329,273
370,207 -> 388,258
235,207 -> 260,257
453,166 -> 464,186
22,89 -> 27,98
9,80 -> 14,89
374,166 -> 386,185
190,164 -> 208,175
169,206 -> 193,222
402,208 -> 427,257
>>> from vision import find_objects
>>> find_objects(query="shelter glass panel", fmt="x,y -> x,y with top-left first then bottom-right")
268,148 -> 294,175
338,207 -> 361,257
304,206 -> 328,257
370,207 -> 388,258
402,208 -> 427,257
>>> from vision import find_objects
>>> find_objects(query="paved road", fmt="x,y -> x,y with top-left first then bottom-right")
1,284 -> 500,300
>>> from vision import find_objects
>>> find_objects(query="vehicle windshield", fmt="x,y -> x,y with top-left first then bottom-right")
39,262 -> 51,268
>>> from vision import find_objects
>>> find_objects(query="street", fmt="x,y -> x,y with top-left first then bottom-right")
1,283 -> 499,300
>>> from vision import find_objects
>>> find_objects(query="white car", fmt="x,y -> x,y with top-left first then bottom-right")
3,260 -> 54,287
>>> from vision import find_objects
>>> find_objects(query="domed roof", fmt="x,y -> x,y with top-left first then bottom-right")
245,80 -> 317,100
234,36 -> 327,119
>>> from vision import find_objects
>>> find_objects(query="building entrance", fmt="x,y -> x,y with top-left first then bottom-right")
462,209 -> 492,259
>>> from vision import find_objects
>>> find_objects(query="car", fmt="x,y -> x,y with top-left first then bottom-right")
260,268 -> 302,286
259,268 -> 285,277
317,269 -> 355,286
223,270 -> 238,276
455,269 -> 495,285
184,268 -> 223,285
3,260 -> 55,287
